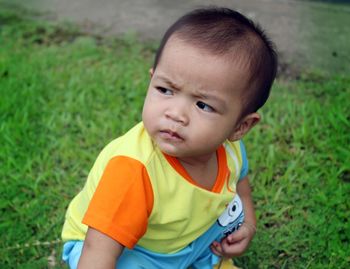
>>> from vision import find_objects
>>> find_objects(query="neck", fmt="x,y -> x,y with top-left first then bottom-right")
178,152 -> 218,190
178,151 -> 216,168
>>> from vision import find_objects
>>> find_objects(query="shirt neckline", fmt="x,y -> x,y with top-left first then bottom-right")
162,145 -> 229,193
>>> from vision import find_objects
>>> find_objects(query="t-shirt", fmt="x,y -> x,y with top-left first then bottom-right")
61,122 -> 248,253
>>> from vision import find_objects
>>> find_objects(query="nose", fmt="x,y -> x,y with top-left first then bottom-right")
165,103 -> 189,125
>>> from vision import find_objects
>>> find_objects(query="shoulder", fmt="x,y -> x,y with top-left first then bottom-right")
223,140 -> 242,161
223,140 -> 249,180
95,122 -> 156,167
86,122 -> 157,187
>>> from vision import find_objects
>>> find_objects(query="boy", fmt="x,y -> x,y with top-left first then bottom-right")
62,7 -> 277,269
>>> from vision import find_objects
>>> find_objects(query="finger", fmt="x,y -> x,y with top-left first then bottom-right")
221,237 -> 249,257
227,223 -> 255,244
210,245 -> 222,256
216,238 -> 236,257
211,241 -> 223,256
226,229 -> 246,244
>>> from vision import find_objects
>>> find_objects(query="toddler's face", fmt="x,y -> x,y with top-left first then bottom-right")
142,37 -> 249,160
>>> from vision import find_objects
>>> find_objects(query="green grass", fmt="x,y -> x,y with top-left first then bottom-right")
1,6 -> 349,269
239,74 -> 350,268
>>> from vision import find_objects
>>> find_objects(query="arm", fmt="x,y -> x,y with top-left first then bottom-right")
211,176 -> 256,257
78,227 -> 124,269
237,176 -> 257,231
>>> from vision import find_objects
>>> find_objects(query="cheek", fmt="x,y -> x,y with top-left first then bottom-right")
142,95 -> 153,122
193,119 -> 233,143
142,106 -> 154,136
142,93 -> 162,128
192,122 -> 217,140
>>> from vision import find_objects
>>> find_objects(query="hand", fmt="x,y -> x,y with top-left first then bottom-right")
210,222 -> 256,258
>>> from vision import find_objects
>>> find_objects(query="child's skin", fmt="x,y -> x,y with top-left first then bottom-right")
78,35 -> 260,269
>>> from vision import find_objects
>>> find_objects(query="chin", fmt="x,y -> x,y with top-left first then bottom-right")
159,146 -> 180,157
156,143 -> 183,157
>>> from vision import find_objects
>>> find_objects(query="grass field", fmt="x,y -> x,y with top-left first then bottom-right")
1,6 -> 349,269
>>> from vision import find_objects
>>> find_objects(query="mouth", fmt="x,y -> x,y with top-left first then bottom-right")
159,129 -> 184,141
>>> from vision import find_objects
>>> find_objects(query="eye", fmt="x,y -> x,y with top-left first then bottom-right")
196,101 -> 214,112
156,87 -> 173,95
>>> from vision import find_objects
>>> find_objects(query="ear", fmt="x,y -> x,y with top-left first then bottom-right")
229,113 -> 260,141
149,68 -> 154,78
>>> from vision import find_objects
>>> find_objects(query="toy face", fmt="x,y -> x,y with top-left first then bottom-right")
218,195 -> 244,227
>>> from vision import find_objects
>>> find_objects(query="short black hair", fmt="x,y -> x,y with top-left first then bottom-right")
153,7 -> 278,116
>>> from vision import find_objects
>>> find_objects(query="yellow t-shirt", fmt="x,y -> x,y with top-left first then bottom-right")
61,122 -> 244,253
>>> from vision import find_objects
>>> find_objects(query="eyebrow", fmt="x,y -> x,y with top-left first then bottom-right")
154,74 -> 183,91
195,92 -> 227,109
155,74 -> 227,110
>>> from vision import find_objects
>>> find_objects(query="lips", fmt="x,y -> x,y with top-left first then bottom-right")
159,129 -> 184,141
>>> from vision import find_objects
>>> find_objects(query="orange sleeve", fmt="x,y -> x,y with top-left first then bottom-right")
82,156 -> 154,249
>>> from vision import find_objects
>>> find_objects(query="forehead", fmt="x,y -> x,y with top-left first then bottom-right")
156,36 -> 250,97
